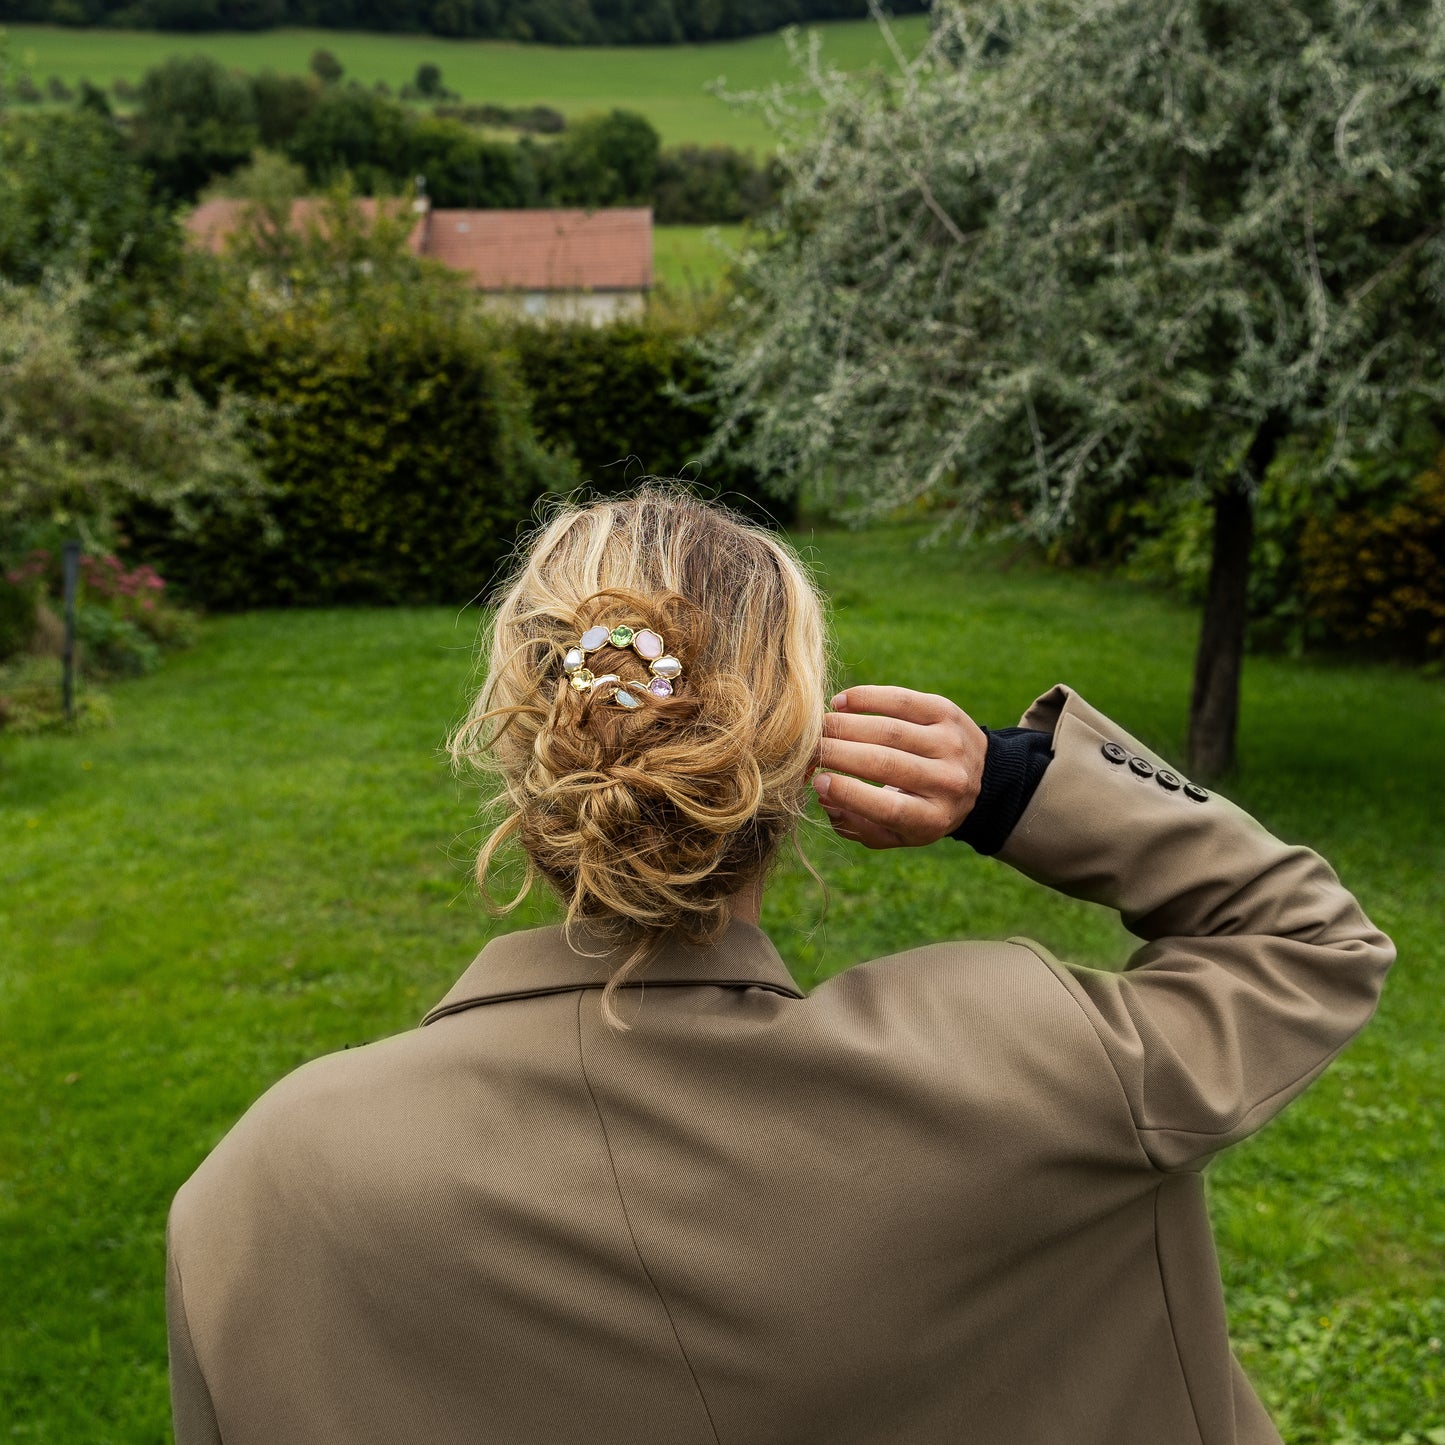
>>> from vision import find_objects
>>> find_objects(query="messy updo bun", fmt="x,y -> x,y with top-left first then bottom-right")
449,484 -> 831,1028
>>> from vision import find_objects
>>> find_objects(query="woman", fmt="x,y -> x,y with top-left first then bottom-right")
166,486 -> 1394,1445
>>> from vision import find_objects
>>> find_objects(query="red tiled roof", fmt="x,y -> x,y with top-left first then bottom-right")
185,197 -> 428,256
424,208 -> 652,292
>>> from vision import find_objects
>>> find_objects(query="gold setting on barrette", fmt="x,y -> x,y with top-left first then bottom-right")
564,624 -> 683,707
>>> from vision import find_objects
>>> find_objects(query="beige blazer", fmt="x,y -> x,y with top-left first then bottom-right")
166,685 -> 1394,1445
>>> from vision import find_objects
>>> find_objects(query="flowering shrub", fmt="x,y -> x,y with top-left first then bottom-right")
0,545 -> 198,731
78,554 -> 167,616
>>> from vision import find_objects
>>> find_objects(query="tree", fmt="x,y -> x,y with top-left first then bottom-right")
250,68 -> 320,149
309,48 -> 344,85
547,109 -> 660,206
286,85 -> 411,189
703,0 -> 1445,776
414,62 -> 443,97
131,54 -> 260,201
0,108 -> 183,326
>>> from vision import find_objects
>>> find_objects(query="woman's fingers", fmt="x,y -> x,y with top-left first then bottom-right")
813,771 -> 934,839
832,686 -> 954,726
822,708 -> 944,758
815,734 -> 934,793
820,805 -> 906,850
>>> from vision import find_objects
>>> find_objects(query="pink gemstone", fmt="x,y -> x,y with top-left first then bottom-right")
634,629 -> 664,660
647,677 -> 673,697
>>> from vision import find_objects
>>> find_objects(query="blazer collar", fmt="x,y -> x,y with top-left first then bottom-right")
421,920 -> 805,1025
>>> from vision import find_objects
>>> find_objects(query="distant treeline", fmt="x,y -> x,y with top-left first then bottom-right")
0,0 -> 926,44
48,55 -> 781,221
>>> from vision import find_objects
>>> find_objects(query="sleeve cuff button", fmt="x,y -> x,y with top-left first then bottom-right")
1184,783 -> 1210,802
1128,756 -> 1155,778
1101,741 -> 1129,764
1156,770 -> 1181,791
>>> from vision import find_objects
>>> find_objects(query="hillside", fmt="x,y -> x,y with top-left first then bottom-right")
1,14 -> 932,148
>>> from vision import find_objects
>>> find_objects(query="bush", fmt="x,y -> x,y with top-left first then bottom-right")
655,145 -> 782,224
136,233 -> 572,608
0,276 -> 268,555
510,319 -> 793,527
0,578 -> 38,662
74,604 -> 162,678
1300,455 -> 1445,662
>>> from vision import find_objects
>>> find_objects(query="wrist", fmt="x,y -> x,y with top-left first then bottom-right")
951,725 -> 1053,855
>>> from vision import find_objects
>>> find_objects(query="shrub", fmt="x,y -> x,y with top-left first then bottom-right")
137,232 -> 572,608
510,319 -> 793,527
0,276 -> 268,556
75,604 -> 162,678
0,578 -> 37,662
654,146 -> 782,224
1300,455 -> 1445,662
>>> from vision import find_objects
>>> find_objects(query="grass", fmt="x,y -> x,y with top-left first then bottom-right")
1,522 -> 1441,1441
0,15 -> 930,149
652,222 -> 744,294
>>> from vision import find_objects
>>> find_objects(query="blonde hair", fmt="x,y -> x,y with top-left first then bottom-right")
449,483 -> 831,1029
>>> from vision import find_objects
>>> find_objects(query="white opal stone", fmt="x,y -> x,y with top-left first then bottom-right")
634,629 -> 664,660
650,655 -> 682,680
588,673 -> 620,692
580,625 -> 609,652
614,687 -> 641,710
563,647 -> 585,672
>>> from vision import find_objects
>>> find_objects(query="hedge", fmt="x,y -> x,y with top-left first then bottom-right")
122,257 -> 789,609
509,320 -> 793,528
129,293 -> 571,609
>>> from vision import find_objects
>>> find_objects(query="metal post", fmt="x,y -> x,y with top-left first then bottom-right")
61,541 -> 80,723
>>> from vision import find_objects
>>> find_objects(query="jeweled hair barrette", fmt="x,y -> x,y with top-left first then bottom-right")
562,624 -> 683,710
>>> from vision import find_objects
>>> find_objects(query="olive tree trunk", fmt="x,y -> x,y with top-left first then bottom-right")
1185,416 -> 1285,780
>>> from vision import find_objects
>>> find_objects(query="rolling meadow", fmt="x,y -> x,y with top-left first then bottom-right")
3,15 -> 929,148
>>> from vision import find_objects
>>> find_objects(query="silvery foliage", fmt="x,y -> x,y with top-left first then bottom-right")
699,0 -> 1445,537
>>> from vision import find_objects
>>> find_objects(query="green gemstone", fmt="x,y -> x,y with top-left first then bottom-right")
609,625 -> 634,648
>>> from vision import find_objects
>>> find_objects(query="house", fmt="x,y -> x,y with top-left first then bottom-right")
421,207 -> 652,323
184,199 -> 652,323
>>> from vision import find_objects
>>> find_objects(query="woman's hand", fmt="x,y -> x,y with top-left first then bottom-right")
810,686 -> 988,850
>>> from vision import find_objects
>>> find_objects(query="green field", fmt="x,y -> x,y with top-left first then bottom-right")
652,222 -> 745,293
1,15 -> 930,149
2,523 -> 1442,1440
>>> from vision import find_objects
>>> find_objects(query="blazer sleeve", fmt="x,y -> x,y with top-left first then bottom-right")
994,684 -> 1395,1173
166,1218 -> 223,1445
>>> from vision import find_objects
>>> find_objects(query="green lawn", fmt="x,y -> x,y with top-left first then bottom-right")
652,222 -> 745,294
1,523 -> 1441,1441
1,15 -> 930,149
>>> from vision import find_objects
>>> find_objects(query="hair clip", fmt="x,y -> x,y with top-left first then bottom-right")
562,624 -> 683,709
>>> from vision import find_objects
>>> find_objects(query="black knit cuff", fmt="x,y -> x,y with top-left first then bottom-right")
950,726 -> 1054,856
